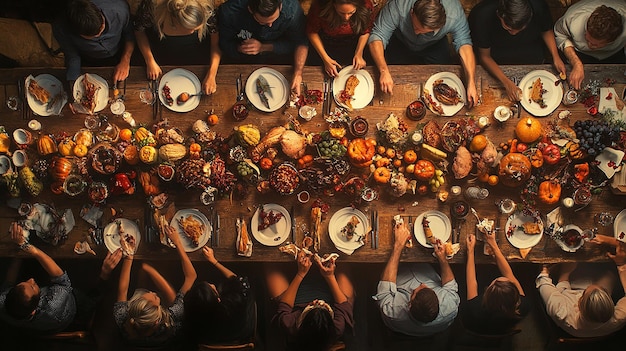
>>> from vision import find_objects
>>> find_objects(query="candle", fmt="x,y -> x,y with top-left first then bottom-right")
28,119 -> 41,131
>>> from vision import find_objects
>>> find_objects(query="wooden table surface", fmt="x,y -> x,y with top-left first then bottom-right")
0,64 -> 624,263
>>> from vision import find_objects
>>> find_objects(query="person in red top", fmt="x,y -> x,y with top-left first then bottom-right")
306,0 -> 376,77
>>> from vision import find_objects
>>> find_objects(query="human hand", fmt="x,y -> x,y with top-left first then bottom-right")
202,246 -> 218,265
465,82 -> 478,108
164,225 -> 181,246
608,242 -> 626,266
146,60 -> 162,81
590,235 -> 609,245
485,229 -> 498,247
559,262 -> 578,276
505,79 -> 522,102
466,233 -> 476,252
296,250 -> 312,277
393,222 -> 411,248
433,239 -> 446,261
315,255 -> 336,277
203,75 -> 217,95
323,58 -> 341,77
291,74 -> 303,96
379,70 -> 394,94
553,58 -> 567,80
113,61 -> 130,82
568,64 -> 584,90
100,249 -> 123,280
9,222 -> 26,246
352,55 -> 365,70
239,38 -> 263,55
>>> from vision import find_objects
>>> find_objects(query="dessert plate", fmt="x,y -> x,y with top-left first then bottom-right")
332,65 -> 374,110
251,204 -> 290,246
414,210 -> 451,248
505,211 -> 543,248
328,207 -> 368,252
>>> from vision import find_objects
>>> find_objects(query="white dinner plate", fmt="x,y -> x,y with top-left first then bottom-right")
328,207 -> 368,252
104,218 -> 141,254
25,74 -> 66,116
332,66 -> 374,110
614,209 -> 626,243
505,211 -> 543,249
159,68 -> 202,112
245,67 -> 289,112
170,209 -> 212,252
423,72 -> 466,116
73,73 -> 109,113
414,210 -> 451,248
518,70 -> 563,117
555,224 -> 584,253
251,204 -> 291,246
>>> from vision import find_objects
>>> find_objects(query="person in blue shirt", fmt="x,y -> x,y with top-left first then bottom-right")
368,0 -> 477,107
218,0 -> 308,94
53,0 -> 134,84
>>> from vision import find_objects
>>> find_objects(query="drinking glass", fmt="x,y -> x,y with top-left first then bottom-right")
139,88 -> 156,105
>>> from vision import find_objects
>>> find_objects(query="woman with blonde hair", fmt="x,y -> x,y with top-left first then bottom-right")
133,0 -> 221,94
114,225 -> 197,346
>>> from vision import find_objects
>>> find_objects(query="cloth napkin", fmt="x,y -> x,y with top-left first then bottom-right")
545,207 -> 564,238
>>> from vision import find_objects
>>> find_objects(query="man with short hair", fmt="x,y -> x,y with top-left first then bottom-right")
53,0 -> 134,83
368,0 -> 477,106
373,222 -> 460,336
219,0 -> 308,94
554,0 -> 626,89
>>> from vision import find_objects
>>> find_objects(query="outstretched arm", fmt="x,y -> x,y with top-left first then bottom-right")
466,233 -> 478,300
563,46 -> 584,90
11,222 -> 63,278
434,240 -> 454,285
477,47 -> 520,102
117,256 -> 133,302
352,33 -> 370,70
203,33 -> 222,95
368,40 -> 393,94
279,250 -> 312,308
316,257 -> 348,304
291,45 -> 308,96
308,32 -> 341,77
541,30 -> 566,76
142,263 -> 176,306
165,225 -> 197,295
458,44 -> 477,108
202,246 -> 236,279
135,30 -> 161,80
608,242 -> 626,293
380,222 -> 411,283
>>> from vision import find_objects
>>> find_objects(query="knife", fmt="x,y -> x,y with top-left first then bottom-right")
208,205 -> 215,247
214,213 -> 220,247
374,210 -> 379,249
256,76 -> 271,109
290,205 -> 297,244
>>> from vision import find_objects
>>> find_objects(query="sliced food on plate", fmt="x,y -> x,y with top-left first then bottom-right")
422,216 -> 437,245
177,214 -> 204,247
258,205 -> 284,231
341,215 -> 360,240
80,73 -> 100,113
339,74 -> 360,109
28,79 -> 51,104
237,217 -> 252,257
432,79 -> 462,105
529,78 -> 547,108
311,206 -> 322,252
117,220 -> 136,256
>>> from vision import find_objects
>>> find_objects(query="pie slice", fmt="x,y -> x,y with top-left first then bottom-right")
178,215 -> 204,246
522,222 -> 541,235
340,74 -> 359,109
28,79 -> 50,104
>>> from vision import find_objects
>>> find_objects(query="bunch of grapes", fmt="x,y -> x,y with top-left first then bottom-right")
317,138 -> 347,158
573,119 -> 620,156
236,161 -> 255,177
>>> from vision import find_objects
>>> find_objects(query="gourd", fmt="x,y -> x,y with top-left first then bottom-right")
498,153 -> 531,187
515,117 -> 542,143
189,143 -> 202,159
565,141 -> 585,160
37,134 -> 58,156
139,145 -> 158,164
529,148 -> 544,168
19,166 -> 43,196
234,124 -> 261,147
123,145 -> 139,165
139,171 -> 161,196
58,138 -> 76,156
158,144 -> 187,163
414,159 -> 435,181
373,167 -> 391,184
403,150 -> 418,164
0,130 -> 10,154
347,138 -> 376,168
136,127 -> 156,146
538,180 -> 561,204
49,157 -> 73,181
73,144 -> 88,158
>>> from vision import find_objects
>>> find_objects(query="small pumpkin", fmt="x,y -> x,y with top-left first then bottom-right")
403,150 -> 418,164
373,167 -> 391,184
538,180 -> 561,204
565,141 -> 585,160
347,138 -> 376,168
37,134 -> 58,156
375,157 -> 391,168
73,144 -> 88,158
123,145 -> 139,165
515,117 -> 542,143
139,145 -> 158,164
414,159 -> 435,181
260,157 -> 273,170
58,138 -> 76,156
529,149 -> 544,168
498,153 -> 531,187
49,157 -> 73,181
189,143 -> 202,159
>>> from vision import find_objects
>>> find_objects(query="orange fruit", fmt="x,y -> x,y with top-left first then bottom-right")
478,172 -> 490,183
119,128 -> 133,142
469,135 -> 488,152
73,144 -> 88,157
488,175 -> 499,186
207,113 -> 219,126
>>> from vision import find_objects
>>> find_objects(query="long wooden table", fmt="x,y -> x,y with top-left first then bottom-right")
0,64 -> 624,263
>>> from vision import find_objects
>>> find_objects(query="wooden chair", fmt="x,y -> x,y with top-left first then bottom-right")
450,318 -> 521,351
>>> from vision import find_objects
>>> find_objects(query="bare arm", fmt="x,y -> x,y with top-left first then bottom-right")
352,33 -> 370,70
202,246 -> 235,279
10,223 -> 63,278
466,233 -> 478,300
113,39 -> 134,82
291,45 -> 308,96
458,44 -> 477,108
134,30 -> 161,80
486,232 -> 524,296
434,241 -> 454,285
608,243 -> 626,293
380,222 -> 411,283
308,32 -> 341,77
165,225 -> 197,294
142,263 -> 177,306
117,257 -> 133,302
202,32 -> 222,95
541,30 -> 566,75
280,250 -> 312,307
368,40 -> 393,94
563,46 -> 584,90
316,258 -> 348,304
477,47 -> 520,102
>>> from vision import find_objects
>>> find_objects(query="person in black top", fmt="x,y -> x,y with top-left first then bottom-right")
468,0 -> 566,102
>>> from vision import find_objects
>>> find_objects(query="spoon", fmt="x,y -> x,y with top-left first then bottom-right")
176,91 -> 203,104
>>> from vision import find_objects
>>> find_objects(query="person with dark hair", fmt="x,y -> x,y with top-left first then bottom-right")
218,0 -> 308,95
53,0 -> 134,83
368,0 -> 477,106
0,222 -> 122,333
465,230 -> 530,334
266,249 -> 354,351
554,0 -> 626,89
306,0 -> 376,77
373,221 -> 459,336
469,0 -> 565,102
183,246 -> 255,344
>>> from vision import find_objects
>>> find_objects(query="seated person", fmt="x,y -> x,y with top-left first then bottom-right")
184,247 -> 255,345
114,225 -> 196,347
53,0 -> 134,83
306,0 -> 376,77
469,0 -> 566,102
367,0 -> 477,106
373,222 -> 459,336
465,231 -> 530,334
218,0 -> 309,94
554,0 -> 626,89
266,250 -> 354,351
133,0 -> 221,94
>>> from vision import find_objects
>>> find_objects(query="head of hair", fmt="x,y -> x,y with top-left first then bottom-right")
66,0 -> 104,36
184,281 -> 220,324
155,0 -> 212,41
318,0 -> 371,35
412,0 -> 446,30
496,0 -> 533,31
124,291 -> 173,338
248,0 -> 282,18
295,307 -> 336,351
579,286 -> 615,323
5,285 -> 39,320
409,287 -> 439,323
482,279 -> 521,320
587,5 -> 623,43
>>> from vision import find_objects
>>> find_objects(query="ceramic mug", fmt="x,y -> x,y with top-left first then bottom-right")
13,128 -> 33,146
0,155 -> 11,175
12,149 -> 27,167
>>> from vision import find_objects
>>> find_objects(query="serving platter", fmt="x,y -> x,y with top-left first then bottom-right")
170,209 -> 212,252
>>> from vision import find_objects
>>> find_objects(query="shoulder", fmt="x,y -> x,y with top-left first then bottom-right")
469,0 -> 496,18
220,0 -> 247,15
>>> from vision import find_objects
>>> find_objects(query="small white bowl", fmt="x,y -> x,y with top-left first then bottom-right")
299,106 -> 316,121
12,150 -> 27,167
0,155 -> 11,175
493,106 -> 511,122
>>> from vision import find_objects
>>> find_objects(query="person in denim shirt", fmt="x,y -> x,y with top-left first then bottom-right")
368,0 -> 477,106
218,0 -> 308,94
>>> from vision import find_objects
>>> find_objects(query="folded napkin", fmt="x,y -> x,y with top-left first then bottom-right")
545,207 -> 564,238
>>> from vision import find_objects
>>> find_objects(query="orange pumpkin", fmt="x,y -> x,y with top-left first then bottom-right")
49,157 -> 73,181
403,150 -> 418,164
414,159 -> 435,181
189,143 -> 202,159
529,149 -> 544,168
260,157 -> 274,170
373,167 -> 391,184
123,145 -> 139,165
58,138 -> 76,156
347,138 -> 376,168
538,180 -> 561,204
375,157 -> 391,168
515,117 -> 542,143
498,153 -> 531,187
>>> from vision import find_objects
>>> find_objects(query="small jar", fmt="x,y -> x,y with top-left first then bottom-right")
349,117 -> 368,137
410,130 -> 423,145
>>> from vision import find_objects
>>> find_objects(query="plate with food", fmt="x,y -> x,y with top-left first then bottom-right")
104,218 -> 141,255
555,224 -> 584,252
25,74 -> 67,116
73,73 -> 109,113
614,209 -> 626,243
159,68 -> 202,112
505,211 -> 543,248
518,70 -> 563,117
423,72 -> 466,116
245,67 -> 290,112
328,207 -> 368,252
251,204 -> 291,246
332,65 -> 374,110
170,209 -> 211,252
414,210 -> 451,248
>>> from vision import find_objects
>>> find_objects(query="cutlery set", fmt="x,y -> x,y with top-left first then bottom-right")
370,210 -> 378,249
149,79 -> 159,120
